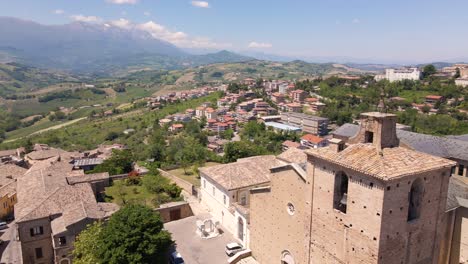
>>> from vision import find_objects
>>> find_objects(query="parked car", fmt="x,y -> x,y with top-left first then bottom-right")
225,242 -> 243,257
169,251 -> 185,264
0,222 -> 8,230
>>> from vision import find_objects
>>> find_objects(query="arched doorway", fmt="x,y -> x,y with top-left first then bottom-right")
60,259 -> 70,264
238,217 -> 244,241
281,250 -> 295,264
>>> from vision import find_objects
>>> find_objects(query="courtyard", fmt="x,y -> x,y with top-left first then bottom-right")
164,212 -> 239,264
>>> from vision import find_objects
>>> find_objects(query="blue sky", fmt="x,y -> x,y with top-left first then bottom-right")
1,0 -> 468,63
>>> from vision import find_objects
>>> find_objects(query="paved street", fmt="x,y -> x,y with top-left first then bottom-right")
0,221 -> 22,264
165,214 -> 237,264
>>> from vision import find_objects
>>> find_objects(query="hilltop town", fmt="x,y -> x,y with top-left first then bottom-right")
0,60 -> 467,264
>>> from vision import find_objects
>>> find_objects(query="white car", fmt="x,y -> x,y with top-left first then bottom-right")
0,222 -> 7,230
225,242 -> 243,257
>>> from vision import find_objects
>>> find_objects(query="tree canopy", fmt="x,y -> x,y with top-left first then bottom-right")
73,204 -> 173,264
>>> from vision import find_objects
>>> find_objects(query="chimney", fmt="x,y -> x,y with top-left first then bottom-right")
329,138 -> 345,153
348,112 -> 399,151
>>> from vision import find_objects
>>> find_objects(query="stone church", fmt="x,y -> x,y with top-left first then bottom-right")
249,112 -> 466,264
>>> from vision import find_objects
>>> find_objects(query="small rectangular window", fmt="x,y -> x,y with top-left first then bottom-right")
59,236 -> 67,246
365,131 -> 374,143
223,195 -> 226,205
35,247 -> 43,259
458,165 -> 465,176
212,187 -> 215,196
30,226 -> 44,237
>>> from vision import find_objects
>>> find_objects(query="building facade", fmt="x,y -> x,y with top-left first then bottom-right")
375,68 -> 421,82
280,112 -> 329,136
249,112 -> 459,264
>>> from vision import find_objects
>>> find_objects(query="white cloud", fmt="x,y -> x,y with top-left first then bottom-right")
144,11 -> 151,16
70,15 -> 103,23
352,18 -> 360,24
248,42 -> 273,49
109,18 -> 132,29
106,0 -> 138,5
138,20 -> 230,49
191,1 -> 210,8
53,9 -> 65,15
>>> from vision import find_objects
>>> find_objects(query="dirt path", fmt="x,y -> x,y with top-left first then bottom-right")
3,117 -> 88,143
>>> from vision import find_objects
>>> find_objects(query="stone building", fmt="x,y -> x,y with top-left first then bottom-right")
15,151 -> 118,264
249,112 -> 462,264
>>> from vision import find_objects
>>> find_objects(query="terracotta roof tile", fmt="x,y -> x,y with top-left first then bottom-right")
307,144 -> 455,181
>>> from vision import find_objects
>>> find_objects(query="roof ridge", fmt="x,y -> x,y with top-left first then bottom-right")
16,186 -> 62,222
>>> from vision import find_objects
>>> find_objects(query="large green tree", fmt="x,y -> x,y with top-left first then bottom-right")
91,149 -> 133,175
73,205 -> 173,264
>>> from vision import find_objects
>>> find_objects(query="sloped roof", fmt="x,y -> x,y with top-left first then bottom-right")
277,147 -> 307,164
446,177 -> 468,211
15,157 -> 117,229
200,155 -> 284,191
307,143 -> 455,181
301,134 -> 325,144
282,140 -> 300,148
332,123 -> 468,161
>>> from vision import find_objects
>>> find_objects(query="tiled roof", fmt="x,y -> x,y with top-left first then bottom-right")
0,164 -> 27,185
307,143 -> 455,181
66,172 -> 109,185
333,124 -> 468,162
277,148 -> 307,164
15,155 -> 116,228
0,149 -> 18,157
301,134 -> 325,144
200,155 -> 284,191
282,140 -> 300,148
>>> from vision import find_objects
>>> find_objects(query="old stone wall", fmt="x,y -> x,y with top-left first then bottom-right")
378,168 -> 451,264
308,159 -> 383,263
250,166 -> 310,264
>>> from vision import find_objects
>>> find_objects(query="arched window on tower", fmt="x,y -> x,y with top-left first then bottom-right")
407,178 -> 424,222
333,172 -> 349,214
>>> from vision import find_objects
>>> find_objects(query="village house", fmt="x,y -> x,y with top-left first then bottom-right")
0,164 -> 26,220
270,92 -> 286,104
15,149 -> 118,264
455,78 -> 468,87
205,108 -> 218,120
425,95 -> 445,104
170,123 -> 184,133
242,78 -> 256,86
290,89 -> 307,103
300,134 -> 328,148
285,103 -> 302,113
309,101 -> 326,112
281,140 -> 301,151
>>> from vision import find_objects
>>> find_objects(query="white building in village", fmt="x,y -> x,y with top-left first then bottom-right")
198,148 -> 306,248
375,67 -> 421,82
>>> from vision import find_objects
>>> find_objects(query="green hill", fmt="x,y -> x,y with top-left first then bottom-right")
0,62 -> 81,97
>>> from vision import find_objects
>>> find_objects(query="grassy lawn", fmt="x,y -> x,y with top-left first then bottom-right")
167,162 -> 221,187
104,180 -> 157,208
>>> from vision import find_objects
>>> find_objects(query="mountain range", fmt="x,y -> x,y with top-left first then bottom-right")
0,17 -> 252,76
